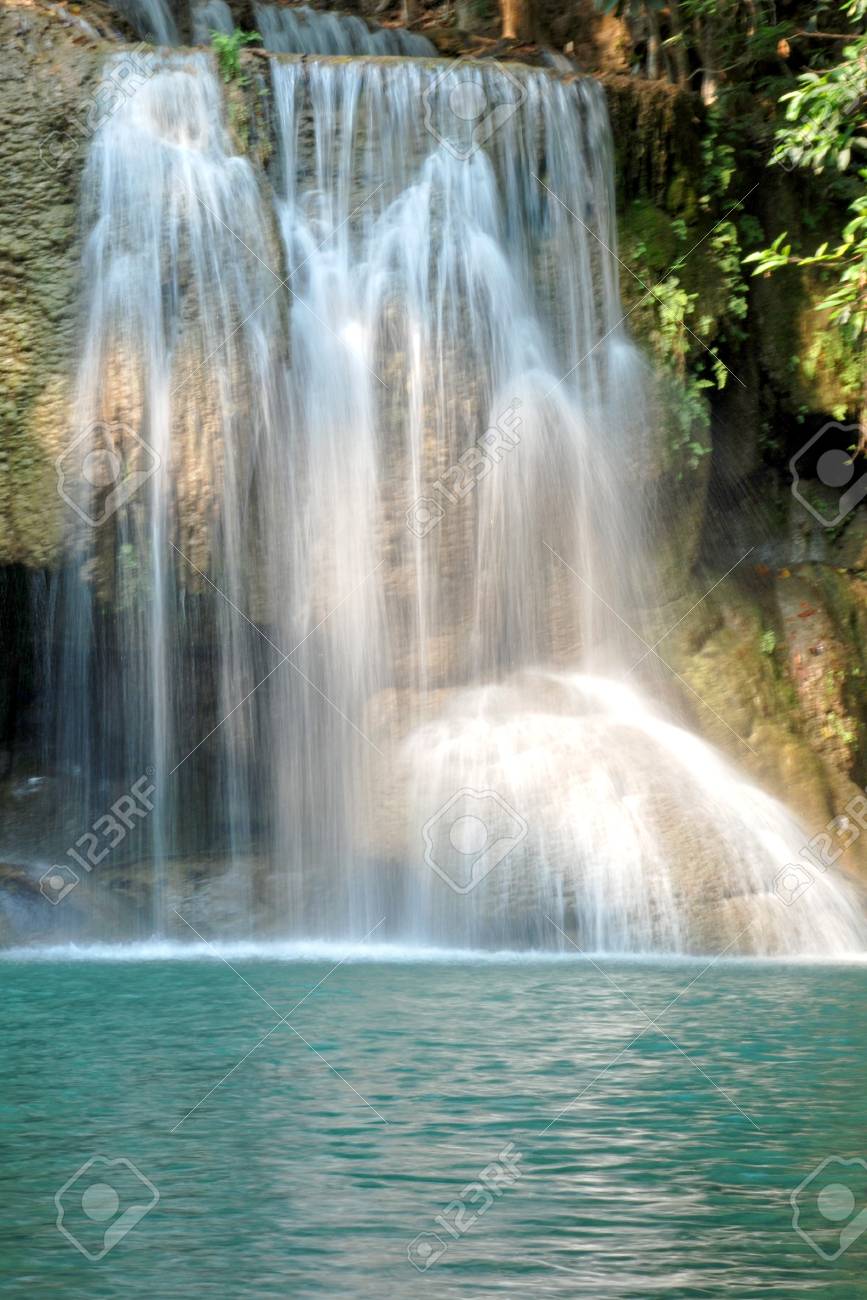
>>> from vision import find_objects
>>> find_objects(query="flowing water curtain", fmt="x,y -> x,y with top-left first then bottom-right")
50,52 -> 286,928
271,62 -> 661,686
191,0 -> 234,44
268,59 -> 646,692
265,56 -> 865,952
114,0 -> 179,44
264,59 -> 666,929
255,3 -> 436,56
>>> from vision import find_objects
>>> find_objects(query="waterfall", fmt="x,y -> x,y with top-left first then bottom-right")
115,0 -> 179,44
29,49 -> 867,955
47,53 -> 284,928
191,0 -> 234,43
109,1 -> 435,54
254,4 -> 436,56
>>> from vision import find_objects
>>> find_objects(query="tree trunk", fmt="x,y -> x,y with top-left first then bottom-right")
500,0 -> 535,43
646,4 -> 662,79
667,0 -> 690,86
693,14 -> 720,103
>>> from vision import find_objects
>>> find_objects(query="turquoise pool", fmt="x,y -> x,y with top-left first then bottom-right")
2,951 -> 866,1297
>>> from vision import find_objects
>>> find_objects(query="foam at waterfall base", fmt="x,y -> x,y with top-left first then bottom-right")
394,672 -> 867,958
4,940 -> 867,965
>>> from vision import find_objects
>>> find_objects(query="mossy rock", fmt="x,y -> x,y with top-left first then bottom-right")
751,172 -> 862,420
601,74 -> 703,207
619,199 -> 679,272
752,272 -> 861,418
657,574 -> 835,827
665,168 -> 699,224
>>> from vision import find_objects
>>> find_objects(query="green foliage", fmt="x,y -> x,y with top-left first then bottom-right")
745,34 -> 867,421
668,375 -> 713,473
772,41 -> 867,174
604,0 -> 866,454
620,97 -> 756,469
212,28 -> 261,84
696,108 -> 751,349
618,226 -> 712,471
760,629 -> 777,655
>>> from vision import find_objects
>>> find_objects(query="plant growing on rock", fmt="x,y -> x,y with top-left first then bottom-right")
760,629 -> 777,655
212,28 -> 261,85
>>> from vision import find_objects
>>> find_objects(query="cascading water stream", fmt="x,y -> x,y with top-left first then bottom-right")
46,53 -> 285,928
24,48 -> 867,956
255,4 -> 436,55
110,1 -> 437,53
115,0 -> 178,44
190,0 -> 234,43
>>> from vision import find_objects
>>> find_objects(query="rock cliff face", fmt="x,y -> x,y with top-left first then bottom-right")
0,3 -> 104,567
2,0 -> 867,920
